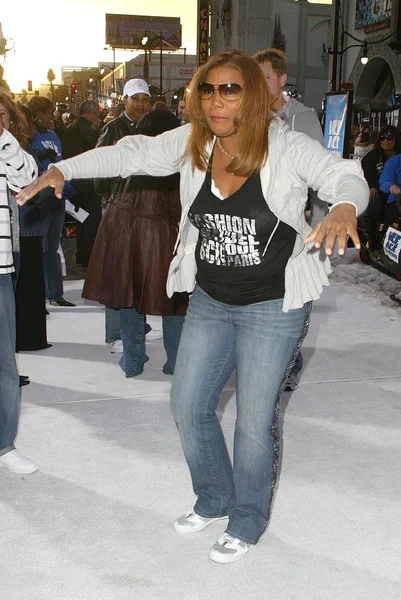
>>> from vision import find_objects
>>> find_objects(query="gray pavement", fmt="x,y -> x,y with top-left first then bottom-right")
2,276 -> 401,600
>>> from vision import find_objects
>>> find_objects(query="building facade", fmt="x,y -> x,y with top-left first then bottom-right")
334,0 -> 401,129
209,0 -> 331,112
99,52 -> 197,106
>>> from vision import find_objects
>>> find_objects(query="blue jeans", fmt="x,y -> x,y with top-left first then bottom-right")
39,201 -> 65,301
105,307 -> 153,344
119,307 -> 185,377
170,286 -> 311,544
105,307 -> 121,344
0,274 -> 19,453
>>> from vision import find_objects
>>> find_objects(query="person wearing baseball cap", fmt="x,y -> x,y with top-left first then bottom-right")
92,78 -> 157,350
123,78 -> 151,98
122,78 -> 151,124
95,77 -> 151,186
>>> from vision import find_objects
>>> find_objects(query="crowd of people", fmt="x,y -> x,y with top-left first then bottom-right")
356,125 -> 401,252
10,48 -> 369,565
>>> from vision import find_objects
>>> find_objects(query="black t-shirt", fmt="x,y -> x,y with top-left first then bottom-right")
188,171 -> 297,305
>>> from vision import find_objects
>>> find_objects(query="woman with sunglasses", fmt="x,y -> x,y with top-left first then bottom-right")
379,129 -> 401,235
360,125 -> 401,249
16,51 -> 369,563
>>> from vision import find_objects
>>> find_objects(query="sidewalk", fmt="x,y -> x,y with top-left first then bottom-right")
2,275 -> 401,600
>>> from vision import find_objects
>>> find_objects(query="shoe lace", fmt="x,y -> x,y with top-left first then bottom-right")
222,534 -> 248,549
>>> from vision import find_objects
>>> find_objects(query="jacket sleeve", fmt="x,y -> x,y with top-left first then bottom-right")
379,156 -> 398,193
51,125 -> 190,182
287,129 -> 369,216
94,123 -> 117,198
361,150 -> 378,189
0,129 -> 38,192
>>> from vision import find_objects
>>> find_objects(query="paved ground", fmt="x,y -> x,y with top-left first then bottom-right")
1,269 -> 401,600
61,236 -> 87,281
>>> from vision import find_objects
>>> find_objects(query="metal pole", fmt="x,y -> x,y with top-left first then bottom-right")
144,47 -> 149,81
338,29 -> 345,90
331,0 -> 341,91
112,47 -> 116,92
160,31 -> 163,99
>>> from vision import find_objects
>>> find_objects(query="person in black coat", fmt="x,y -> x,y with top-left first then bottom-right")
360,125 -> 401,249
62,100 -> 101,266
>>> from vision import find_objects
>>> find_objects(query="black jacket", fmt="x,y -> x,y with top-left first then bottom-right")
361,147 -> 390,216
62,116 -> 99,158
61,116 -> 100,203
361,148 -> 393,190
94,112 -> 139,198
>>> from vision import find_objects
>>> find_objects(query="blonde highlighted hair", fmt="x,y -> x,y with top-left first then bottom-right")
252,48 -> 287,77
184,50 -> 271,177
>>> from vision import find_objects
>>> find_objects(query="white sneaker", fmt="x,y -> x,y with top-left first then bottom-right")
173,511 -> 228,534
0,449 -> 38,474
284,373 -> 299,392
110,340 -> 123,354
146,329 -> 163,341
209,533 -> 250,563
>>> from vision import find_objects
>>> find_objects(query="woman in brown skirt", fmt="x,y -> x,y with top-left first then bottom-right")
83,108 -> 188,376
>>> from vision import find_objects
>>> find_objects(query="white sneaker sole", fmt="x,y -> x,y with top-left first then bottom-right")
209,546 -> 249,563
173,515 -> 228,534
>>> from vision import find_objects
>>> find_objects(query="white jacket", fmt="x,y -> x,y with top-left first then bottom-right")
0,130 -> 38,274
54,117 -> 369,311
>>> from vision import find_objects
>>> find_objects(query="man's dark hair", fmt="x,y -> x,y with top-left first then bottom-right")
79,100 -> 99,115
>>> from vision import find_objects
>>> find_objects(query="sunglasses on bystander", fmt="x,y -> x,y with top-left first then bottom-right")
379,133 -> 394,141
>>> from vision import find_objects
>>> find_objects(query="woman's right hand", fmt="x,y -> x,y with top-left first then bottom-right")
16,167 -> 65,205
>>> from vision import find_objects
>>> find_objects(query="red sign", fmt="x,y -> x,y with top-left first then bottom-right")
198,1 -> 209,66
365,20 -> 391,34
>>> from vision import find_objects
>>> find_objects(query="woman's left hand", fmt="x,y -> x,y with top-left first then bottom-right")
304,203 -> 360,256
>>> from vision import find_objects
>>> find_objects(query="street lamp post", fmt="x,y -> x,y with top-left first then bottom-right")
328,40 -> 369,91
103,47 -> 116,92
100,64 -> 115,97
160,30 -> 163,100
141,34 -> 149,81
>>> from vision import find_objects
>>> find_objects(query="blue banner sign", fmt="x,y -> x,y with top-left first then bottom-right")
324,94 -> 349,157
384,226 -> 401,263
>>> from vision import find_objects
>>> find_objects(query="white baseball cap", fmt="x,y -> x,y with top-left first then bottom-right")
123,79 -> 151,98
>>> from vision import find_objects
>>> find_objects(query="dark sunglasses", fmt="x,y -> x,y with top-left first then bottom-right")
197,82 -> 243,101
379,133 -> 394,141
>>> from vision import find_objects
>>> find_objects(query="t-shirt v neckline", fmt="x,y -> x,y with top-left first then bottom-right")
206,170 -> 252,202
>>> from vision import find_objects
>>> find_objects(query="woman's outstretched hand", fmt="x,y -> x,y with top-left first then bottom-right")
16,167 -> 65,205
304,203 -> 360,256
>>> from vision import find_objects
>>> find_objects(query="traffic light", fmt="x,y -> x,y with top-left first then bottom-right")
27,80 -> 32,92
71,82 -> 77,95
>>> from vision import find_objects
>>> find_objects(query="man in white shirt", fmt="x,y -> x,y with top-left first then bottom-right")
253,48 -> 327,391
